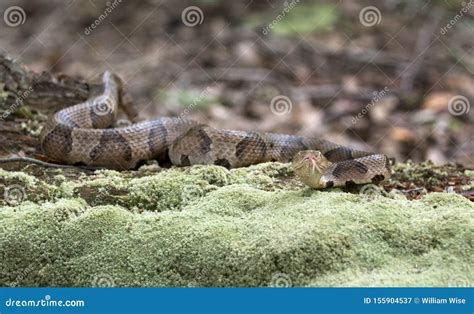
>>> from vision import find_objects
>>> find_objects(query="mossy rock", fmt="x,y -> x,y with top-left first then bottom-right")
0,162 -> 473,287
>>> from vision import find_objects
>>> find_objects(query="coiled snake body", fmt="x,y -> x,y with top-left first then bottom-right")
40,72 -> 391,188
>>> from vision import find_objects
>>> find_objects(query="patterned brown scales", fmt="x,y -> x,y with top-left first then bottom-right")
40,72 -> 392,188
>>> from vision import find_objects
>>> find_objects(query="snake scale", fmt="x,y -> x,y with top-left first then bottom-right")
39,72 -> 391,188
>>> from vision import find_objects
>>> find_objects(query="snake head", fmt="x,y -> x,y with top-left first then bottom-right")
292,150 -> 332,188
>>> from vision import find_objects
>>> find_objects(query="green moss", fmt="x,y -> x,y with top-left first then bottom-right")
246,3 -> 340,36
56,163 -> 298,211
0,168 -> 38,187
0,184 -> 473,286
1,168 -> 472,287
0,168 -> 53,206
272,4 -> 339,35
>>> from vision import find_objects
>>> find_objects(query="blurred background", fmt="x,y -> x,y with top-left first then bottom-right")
0,0 -> 473,167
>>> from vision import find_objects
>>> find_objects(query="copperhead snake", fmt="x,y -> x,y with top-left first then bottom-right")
39,72 -> 391,188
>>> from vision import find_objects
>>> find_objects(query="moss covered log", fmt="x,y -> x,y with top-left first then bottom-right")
0,162 -> 473,287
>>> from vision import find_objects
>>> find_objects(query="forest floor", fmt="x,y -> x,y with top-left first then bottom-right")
0,0 -> 473,287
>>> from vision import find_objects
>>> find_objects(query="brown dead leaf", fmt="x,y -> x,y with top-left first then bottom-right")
422,92 -> 456,112
390,127 -> 415,142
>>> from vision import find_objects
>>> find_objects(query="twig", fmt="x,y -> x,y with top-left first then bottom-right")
0,157 -> 103,171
